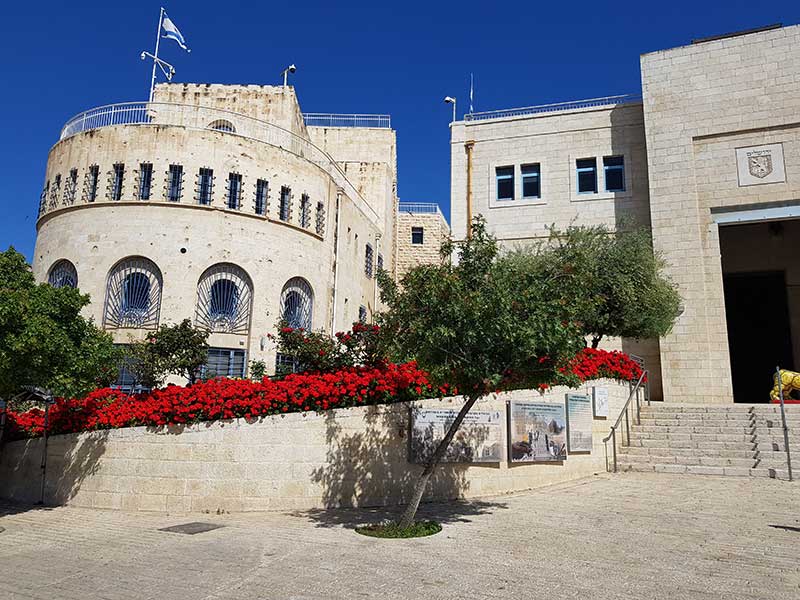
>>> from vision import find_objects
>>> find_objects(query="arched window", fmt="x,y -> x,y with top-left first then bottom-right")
207,119 -> 236,133
195,264 -> 253,334
47,259 -> 78,289
280,277 -> 313,330
103,257 -> 162,329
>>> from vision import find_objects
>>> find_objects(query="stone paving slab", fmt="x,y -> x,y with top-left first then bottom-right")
1,473 -> 798,600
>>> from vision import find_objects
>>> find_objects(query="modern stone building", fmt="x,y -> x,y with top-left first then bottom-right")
34,83 -> 401,378
451,23 -> 800,404
395,203 -> 450,279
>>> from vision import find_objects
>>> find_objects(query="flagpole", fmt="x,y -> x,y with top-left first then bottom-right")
149,7 -> 165,102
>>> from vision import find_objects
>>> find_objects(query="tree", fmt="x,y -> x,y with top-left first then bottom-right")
532,225 -> 682,348
0,247 -> 121,403
377,217 -> 586,527
127,319 -> 209,388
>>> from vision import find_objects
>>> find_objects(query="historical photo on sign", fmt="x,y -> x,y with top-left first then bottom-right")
508,402 -> 567,462
566,393 -> 593,453
592,386 -> 609,418
410,408 -> 503,464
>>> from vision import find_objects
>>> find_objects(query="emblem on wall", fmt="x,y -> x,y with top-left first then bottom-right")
748,152 -> 773,178
736,143 -> 785,186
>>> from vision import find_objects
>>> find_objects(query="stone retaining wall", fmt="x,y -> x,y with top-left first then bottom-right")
0,381 -> 630,513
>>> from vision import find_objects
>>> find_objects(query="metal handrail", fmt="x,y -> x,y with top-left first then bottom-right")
303,113 -> 391,128
602,370 -> 648,473
398,202 -> 443,216
55,101 -> 381,226
775,366 -> 794,481
464,94 -> 642,122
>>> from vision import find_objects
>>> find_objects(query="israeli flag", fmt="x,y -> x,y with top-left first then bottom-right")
162,14 -> 190,52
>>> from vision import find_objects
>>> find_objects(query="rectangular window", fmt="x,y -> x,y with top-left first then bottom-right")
227,173 -> 242,209
411,226 -> 424,245
87,164 -> 99,202
365,243 -> 374,278
39,181 -> 49,216
275,352 -> 301,376
315,201 -> 325,235
65,168 -> 78,205
167,164 -> 183,202
111,163 -> 124,201
300,194 -> 311,228
576,158 -> 597,194
138,163 -> 153,200
279,186 -> 291,221
377,253 -> 384,272
255,179 -> 268,215
521,163 -> 541,199
603,155 -> 625,192
358,305 -> 367,324
496,166 -> 514,201
53,174 -> 62,208
201,348 -> 246,379
197,168 -> 213,205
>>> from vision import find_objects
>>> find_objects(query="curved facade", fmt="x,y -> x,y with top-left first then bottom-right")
33,83 -> 399,378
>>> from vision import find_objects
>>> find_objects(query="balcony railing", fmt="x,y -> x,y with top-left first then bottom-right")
464,94 -> 642,122
398,202 -> 443,216
303,113 -> 391,129
56,102 -> 380,225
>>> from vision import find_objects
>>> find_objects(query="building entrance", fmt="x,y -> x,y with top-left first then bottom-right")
720,220 -> 799,402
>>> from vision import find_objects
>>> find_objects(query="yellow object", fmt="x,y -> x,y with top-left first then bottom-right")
770,369 -> 800,401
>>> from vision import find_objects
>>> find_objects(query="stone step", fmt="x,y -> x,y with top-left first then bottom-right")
642,405 -> 760,413
629,438 -> 756,450
628,431 -> 755,442
633,425 -> 756,434
617,454 -> 757,468
617,462 -> 791,479
618,445 -> 759,458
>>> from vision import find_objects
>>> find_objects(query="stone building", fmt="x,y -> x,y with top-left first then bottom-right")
451,23 -> 800,404
395,203 -> 450,279
33,83 -> 398,378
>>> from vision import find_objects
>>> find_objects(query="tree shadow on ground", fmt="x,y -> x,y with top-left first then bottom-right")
294,403 -> 508,527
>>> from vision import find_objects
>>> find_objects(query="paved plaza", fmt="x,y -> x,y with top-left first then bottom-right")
1,473 -> 798,600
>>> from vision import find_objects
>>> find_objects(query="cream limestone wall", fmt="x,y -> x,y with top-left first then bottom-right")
640,24 -> 800,403
0,382 -> 630,512
395,210 -> 450,279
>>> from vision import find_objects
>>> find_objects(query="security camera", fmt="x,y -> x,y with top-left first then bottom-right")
288,64 -> 297,73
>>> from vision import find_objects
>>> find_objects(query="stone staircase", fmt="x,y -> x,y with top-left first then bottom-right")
617,404 -> 798,480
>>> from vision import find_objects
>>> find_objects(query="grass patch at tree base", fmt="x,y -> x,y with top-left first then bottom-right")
355,520 -> 442,539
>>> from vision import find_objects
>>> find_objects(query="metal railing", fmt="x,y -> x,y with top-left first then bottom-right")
775,366 -> 794,481
464,94 -> 642,122
398,202 -> 443,216
602,370 -> 649,473
56,102 -> 380,225
302,113 -> 391,129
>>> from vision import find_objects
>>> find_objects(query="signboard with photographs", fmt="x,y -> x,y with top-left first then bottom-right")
508,401 -> 567,462
410,408 -> 503,464
566,393 -> 593,453
592,386 -> 609,418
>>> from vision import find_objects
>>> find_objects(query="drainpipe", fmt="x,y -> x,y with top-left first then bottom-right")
465,140 -> 475,239
373,232 -> 382,318
330,188 -> 343,336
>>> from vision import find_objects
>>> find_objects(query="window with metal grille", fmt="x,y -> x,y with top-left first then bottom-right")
195,264 -> 253,334
51,174 -> 61,210
197,168 -> 214,205
227,173 -> 242,209
279,186 -> 291,221
603,156 -> 625,192
377,253 -> 384,272
576,158 -> 598,194
255,179 -> 268,215
38,181 -> 49,217
103,257 -> 162,329
280,277 -> 313,329
110,163 -> 124,201
200,348 -> 246,379
315,201 -> 325,235
87,165 -> 100,202
358,305 -> 367,323
47,259 -> 78,289
411,227 -> 424,245
275,352 -> 301,376
111,350 -> 150,394
365,243 -> 374,278
207,120 -> 236,133
521,163 -> 541,199
64,168 -> 78,206
167,164 -> 183,202
300,194 -> 311,228
496,166 -> 514,201
138,163 -> 153,200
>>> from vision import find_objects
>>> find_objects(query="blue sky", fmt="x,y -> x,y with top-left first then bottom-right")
1,1 -> 797,259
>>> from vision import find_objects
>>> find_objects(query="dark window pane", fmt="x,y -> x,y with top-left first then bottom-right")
411,227 -> 424,244
604,155 -> 624,167
521,164 -> 540,198
578,171 -> 597,193
496,166 -> 514,200
605,168 -> 624,191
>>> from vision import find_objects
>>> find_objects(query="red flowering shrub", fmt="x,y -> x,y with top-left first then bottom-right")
3,349 -> 639,441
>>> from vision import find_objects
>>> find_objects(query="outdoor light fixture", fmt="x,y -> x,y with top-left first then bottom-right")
282,64 -> 297,87
444,96 -> 456,123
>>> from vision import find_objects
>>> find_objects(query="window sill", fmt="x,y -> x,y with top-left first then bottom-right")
489,198 -> 547,209
570,190 -> 631,203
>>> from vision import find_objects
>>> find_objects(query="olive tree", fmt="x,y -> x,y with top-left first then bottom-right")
377,218 -> 586,527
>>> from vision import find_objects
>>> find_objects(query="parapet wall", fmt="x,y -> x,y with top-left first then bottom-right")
0,382 -> 629,513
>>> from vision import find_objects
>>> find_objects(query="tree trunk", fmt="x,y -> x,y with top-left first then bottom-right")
397,393 -> 482,528
591,335 -> 603,349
